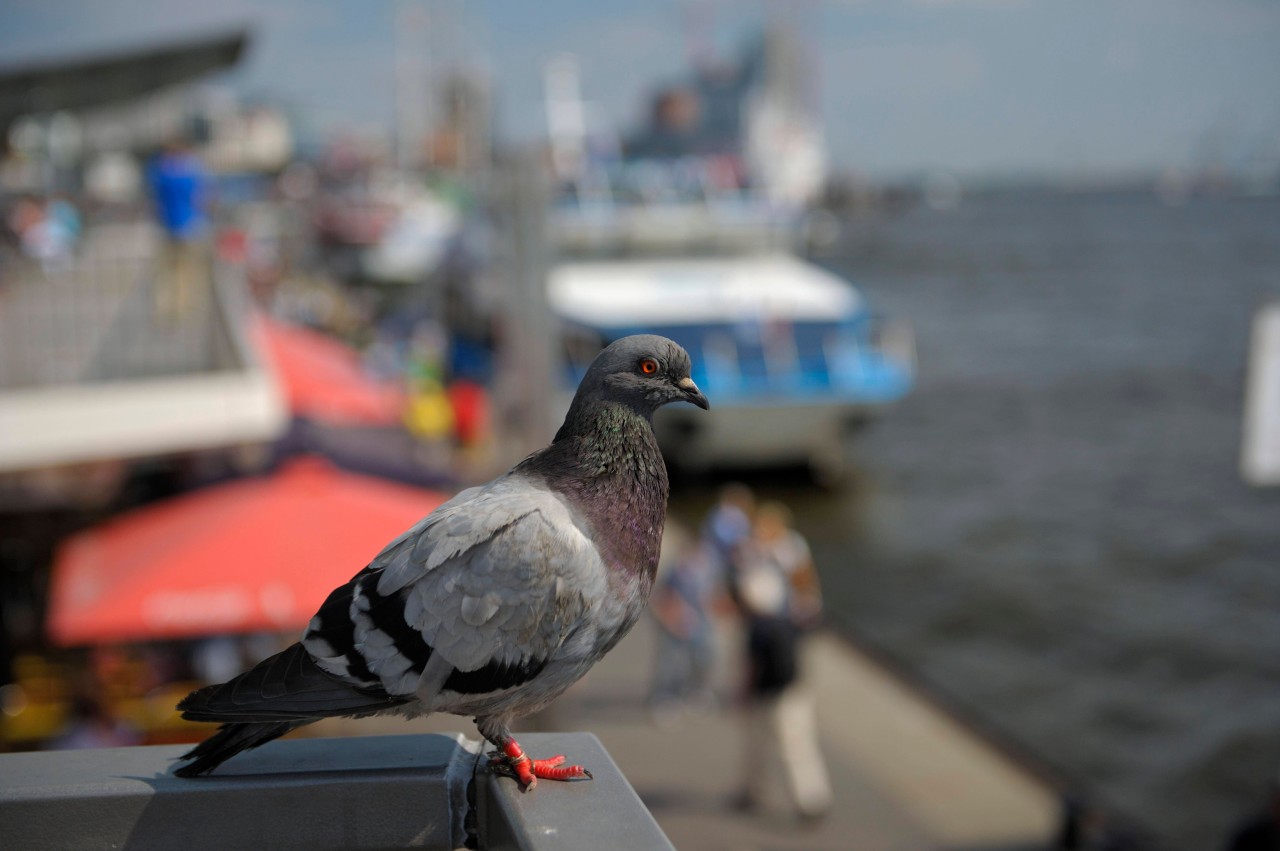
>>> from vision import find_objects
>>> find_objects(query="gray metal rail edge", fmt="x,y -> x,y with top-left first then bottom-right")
0,732 -> 675,851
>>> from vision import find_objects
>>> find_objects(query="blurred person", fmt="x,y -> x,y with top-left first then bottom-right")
646,528 -> 723,725
729,500 -> 831,821
627,87 -> 704,160
448,378 -> 491,478
404,321 -> 457,468
1225,774 -> 1280,851
405,375 -> 455,466
9,196 -> 75,274
702,482 -> 755,572
364,328 -> 407,381
192,636 -> 244,686
47,195 -> 81,243
1054,796 -> 1143,850
193,634 -> 286,687
48,691 -> 141,751
6,196 -> 43,246
147,138 -> 210,321
447,379 -> 491,449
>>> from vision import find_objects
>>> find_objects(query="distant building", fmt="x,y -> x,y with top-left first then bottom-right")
0,28 -> 287,503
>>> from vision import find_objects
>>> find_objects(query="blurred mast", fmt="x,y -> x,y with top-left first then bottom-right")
394,0 -> 429,172
493,152 -> 555,461
544,54 -> 586,182
684,0 -> 714,71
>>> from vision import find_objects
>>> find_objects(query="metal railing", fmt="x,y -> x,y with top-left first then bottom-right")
0,732 -> 674,851
0,219 -> 287,474
0,222 -> 239,391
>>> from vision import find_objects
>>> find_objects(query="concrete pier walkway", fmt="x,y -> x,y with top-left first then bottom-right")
316,617 -> 1060,850
554,621 -> 1057,850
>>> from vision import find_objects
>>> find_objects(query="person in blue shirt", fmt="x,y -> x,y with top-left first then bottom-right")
147,139 -> 210,321
149,140 -> 208,239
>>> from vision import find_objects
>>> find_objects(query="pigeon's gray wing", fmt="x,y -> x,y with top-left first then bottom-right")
303,477 -> 607,700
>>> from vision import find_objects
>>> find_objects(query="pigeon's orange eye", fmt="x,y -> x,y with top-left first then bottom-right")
639,358 -> 659,375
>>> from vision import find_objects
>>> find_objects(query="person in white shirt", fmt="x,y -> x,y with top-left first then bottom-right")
729,501 -> 832,821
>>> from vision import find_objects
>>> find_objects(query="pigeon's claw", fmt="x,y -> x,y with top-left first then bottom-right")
487,740 -> 593,791
531,755 -> 593,782
487,751 -> 538,789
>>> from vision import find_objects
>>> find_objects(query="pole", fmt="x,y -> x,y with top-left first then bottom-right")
493,151 -> 556,463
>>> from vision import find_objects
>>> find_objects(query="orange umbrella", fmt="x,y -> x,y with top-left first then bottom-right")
47,457 -> 448,646
254,317 -> 406,427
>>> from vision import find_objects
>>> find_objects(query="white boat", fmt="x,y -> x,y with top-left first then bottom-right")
543,28 -> 913,479
548,252 -> 915,480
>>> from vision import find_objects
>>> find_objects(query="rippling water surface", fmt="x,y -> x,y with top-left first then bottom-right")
671,192 -> 1280,848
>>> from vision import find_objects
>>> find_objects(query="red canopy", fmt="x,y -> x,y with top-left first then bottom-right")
254,317 -> 406,427
47,458 -> 448,645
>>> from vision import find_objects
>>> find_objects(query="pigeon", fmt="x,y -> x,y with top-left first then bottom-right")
175,335 -> 708,788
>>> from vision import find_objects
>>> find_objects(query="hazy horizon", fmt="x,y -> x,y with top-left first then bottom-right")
2,0 -> 1278,182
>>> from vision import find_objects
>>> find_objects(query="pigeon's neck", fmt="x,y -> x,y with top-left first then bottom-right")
553,385 -> 651,443
532,400 -> 669,582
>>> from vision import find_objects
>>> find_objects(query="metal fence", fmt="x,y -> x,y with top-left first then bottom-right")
0,732 -> 674,851
0,221 -> 239,391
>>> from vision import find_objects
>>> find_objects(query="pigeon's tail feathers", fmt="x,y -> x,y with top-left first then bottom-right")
178,642 -> 409,724
173,720 -> 302,777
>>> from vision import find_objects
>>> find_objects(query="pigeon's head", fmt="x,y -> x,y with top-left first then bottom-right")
580,334 -> 709,416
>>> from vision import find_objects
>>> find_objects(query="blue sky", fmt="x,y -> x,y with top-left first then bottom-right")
2,0 -> 1278,179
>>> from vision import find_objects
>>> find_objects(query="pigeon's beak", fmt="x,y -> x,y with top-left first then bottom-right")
676,376 -> 710,410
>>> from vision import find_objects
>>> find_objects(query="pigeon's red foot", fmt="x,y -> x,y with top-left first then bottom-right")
488,739 -> 593,791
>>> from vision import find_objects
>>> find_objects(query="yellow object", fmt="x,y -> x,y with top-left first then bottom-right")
405,385 -> 455,441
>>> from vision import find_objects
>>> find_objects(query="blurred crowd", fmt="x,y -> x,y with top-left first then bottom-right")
4,634 -> 293,752
647,484 -> 832,822
0,127 -> 505,756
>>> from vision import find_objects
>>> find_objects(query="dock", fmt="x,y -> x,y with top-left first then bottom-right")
1,216 -> 1059,848
312,616 -> 1061,850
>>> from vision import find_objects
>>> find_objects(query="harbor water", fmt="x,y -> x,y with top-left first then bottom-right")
671,191 -> 1280,848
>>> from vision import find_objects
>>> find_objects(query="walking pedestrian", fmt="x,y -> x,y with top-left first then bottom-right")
147,138 -> 210,322
729,501 -> 832,820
